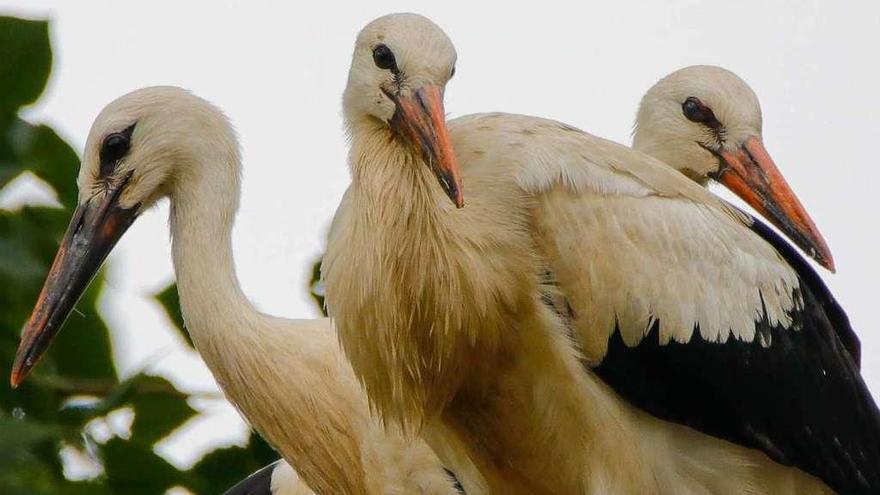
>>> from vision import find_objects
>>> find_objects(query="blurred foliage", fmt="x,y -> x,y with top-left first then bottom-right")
155,285 -> 193,348
309,259 -> 328,317
1,15 -> 276,494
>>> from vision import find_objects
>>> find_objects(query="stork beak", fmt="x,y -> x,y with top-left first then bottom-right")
389,85 -> 464,208
10,178 -> 138,388
715,137 -> 835,272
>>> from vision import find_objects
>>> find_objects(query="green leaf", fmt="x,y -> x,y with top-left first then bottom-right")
103,439 -> 184,495
56,373 -> 196,444
127,375 -> 197,445
49,270 -> 118,384
0,116 -> 80,199
244,433 -> 277,465
0,416 -> 64,495
0,415 -> 61,454
11,119 -> 81,208
0,17 -> 52,113
189,444 -> 264,493
0,460 -> 56,495
0,206 -> 67,318
189,433 -> 279,494
54,480 -> 114,495
0,116 -> 30,189
0,206 -> 71,424
154,283 -> 193,348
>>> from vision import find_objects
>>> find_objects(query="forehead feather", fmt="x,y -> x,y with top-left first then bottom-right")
85,87 -> 196,153
650,65 -> 762,130
356,13 -> 456,69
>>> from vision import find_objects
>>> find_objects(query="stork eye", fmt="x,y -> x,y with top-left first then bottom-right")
101,134 -> 130,163
372,44 -> 398,72
99,124 -> 135,176
682,97 -> 714,124
450,65 -> 456,78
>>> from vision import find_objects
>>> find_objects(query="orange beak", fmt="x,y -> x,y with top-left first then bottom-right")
10,181 -> 138,388
715,137 -> 834,272
389,85 -> 464,208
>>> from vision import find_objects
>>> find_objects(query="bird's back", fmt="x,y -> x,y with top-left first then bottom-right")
447,112 -> 880,493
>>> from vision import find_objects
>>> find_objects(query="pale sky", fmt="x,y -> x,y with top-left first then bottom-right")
2,0 -> 878,470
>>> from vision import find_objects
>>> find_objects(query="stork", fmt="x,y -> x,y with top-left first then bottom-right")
235,62 -> 854,495
9,87 -> 462,495
631,64 -> 859,364
632,65 -> 834,269
323,13 -> 879,494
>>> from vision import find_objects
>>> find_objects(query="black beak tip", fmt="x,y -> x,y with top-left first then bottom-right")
815,251 -> 836,273
436,172 -> 464,208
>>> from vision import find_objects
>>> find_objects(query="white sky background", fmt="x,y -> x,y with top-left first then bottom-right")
1,0 -> 878,470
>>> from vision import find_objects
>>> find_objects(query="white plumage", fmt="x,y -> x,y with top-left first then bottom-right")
326,13 -> 873,494
13,87 -> 461,495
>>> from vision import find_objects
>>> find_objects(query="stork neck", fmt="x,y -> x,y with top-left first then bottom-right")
165,143 -> 382,495
631,130 -> 669,169
168,147 -> 259,354
631,128 -> 711,186
348,118 -> 449,222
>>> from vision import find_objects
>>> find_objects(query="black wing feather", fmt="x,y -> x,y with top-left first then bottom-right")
220,461 -> 468,494
222,460 -> 279,495
592,217 -> 880,494
748,216 -> 860,366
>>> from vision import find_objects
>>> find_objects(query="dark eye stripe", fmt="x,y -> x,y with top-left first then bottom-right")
682,97 -> 721,130
99,123 -> 136,177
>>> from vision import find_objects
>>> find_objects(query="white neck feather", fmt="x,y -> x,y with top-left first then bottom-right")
165,146 -> 378,495
326,115 -> 528,429
155,118 -> 464,495
347,118 -> 448,220
167,142 -> 261,362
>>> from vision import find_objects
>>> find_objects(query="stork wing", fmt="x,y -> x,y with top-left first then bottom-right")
452,113 -> 880,493
747,213 -> 861,366
553,196 -> 880,493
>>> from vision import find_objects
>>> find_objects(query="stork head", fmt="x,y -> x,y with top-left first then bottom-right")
634,65 -> 834,271
10,87 -> 236,387
343,13 -> 463,208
